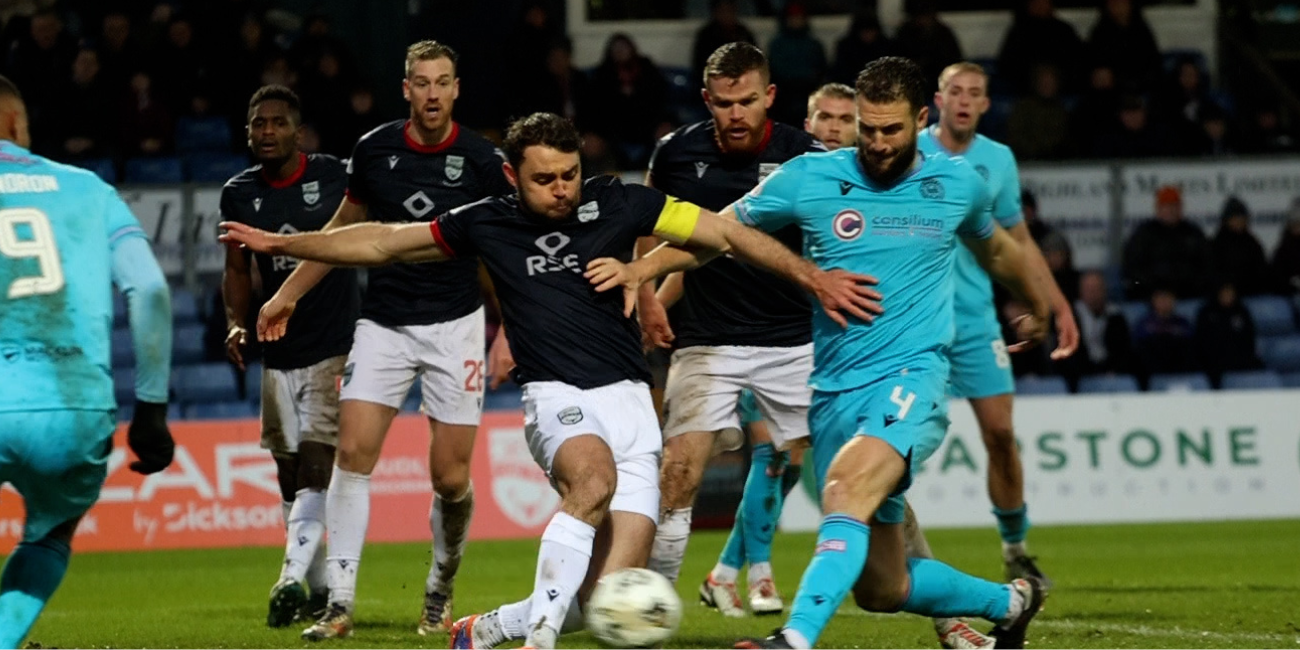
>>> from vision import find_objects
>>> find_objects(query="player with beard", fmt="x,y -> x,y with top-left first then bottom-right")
635,42 -> 836,618
220,85 -> 359,628
253,41 -> 512,640
805,83 -> 857,150
592,57 -> 1052,650
221,112 -> 879,650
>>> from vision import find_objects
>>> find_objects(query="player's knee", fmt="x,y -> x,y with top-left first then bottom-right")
430,464 -> 470,500
335,436 -> 382,473
564,470 -> 616,523
44,517 -> 81,547
980,424 -> 1016,458
852,580 -> 908,613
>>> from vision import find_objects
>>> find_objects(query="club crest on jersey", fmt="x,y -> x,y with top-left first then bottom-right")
758,163 -> 779,181
445,155 -> 464,181
577,201 -> 599,223
694,162 -> 708,178
920,178 -> 945,200
832,209 -> 865,241
302,180 -> 320,205
488,428 -> 560,527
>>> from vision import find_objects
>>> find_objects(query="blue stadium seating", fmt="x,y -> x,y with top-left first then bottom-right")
245,362 -> 263,402
1078,374 -> 1140,394
124,156 -> 184,184
186,400 -> 257,420
1281,372 -> 1300,388
185,153 -> 250,183
172,323 -> 207,364
1245,295 -> 1296,336
113,367 -> 135,404
111,327 -> 134,367
73,157 -> 117,184
174,363 -> 240,403
172,287 -> 202,324
1014,375 -> 1069,396
1121,301 -> 1148,334
1260,335 -> 1300,372
1148,373 -> 1211,392
1174,299 -> 1202,326
662,66 -> 708,126
1221,370 -> 1283,390
485,385 -> 524,409
175,116 -> 233,153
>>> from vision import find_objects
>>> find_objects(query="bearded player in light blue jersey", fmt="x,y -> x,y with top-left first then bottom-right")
588,57 -> 1053,650
0,76 -> 175,649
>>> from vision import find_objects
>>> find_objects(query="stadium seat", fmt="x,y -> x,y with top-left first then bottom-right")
1014,375 -> 1068,395
1078,374 -> 1139,394
124,156 -> 184,184
174,362 -> 240,403
175,116 -> 233,153
172,323 -> 208,364
1174,298 -> 1202,326
1148,372 -> 1211,392
1220,370 -> 1283,390
245,362 -> 263,402
72,157 -> 117,184
1260,335 -> 1300,372
113,367 -> 135,404
111,327 -> 134,367
662,65 -> 708,125
185,400 -> 257,420
484,385 -> 524,410
1244,295 -> 1296,336
1281,371 -> 1300,388
186,153 -> 251,183
1121,301 -> 1148,334
172,287 -> 202,324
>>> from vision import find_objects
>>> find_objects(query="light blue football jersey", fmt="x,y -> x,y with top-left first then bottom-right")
917,125 -> 1022,323
0,141 -> 146,412
734,147 -> 994,392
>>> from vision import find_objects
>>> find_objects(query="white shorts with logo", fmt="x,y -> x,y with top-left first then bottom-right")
261,355 -> 346,456
522,380 -> 662,522
339,308 -> 485,426
662,344 -> 813,452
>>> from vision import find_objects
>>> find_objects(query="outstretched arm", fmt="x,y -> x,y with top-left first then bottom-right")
219,220 -> 447,266
963,226 -> 1051,351
1004,222 -> 1078,360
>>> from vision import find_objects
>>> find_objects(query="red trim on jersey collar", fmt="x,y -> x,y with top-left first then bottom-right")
755,120 -> 773,153
344,188 -> 364,205
404,121 -> 460,154
429,220 -> 456,257
262,152 -> 308,188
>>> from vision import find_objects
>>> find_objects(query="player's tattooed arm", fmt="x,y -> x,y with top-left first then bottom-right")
1005,222 -> 1078,360
219,220 -> 448,267
963,225 -> 1051,350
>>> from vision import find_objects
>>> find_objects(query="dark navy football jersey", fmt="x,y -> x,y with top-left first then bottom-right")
648,120 -> 824,348
432,176 -> 696,389
346,120 -> 511,326
220,153 -> 358,370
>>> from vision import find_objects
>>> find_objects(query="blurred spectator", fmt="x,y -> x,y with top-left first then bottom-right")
1155,56 -> 1212,152
524,37 -> 590,127
1134,288 -> 1199,375
7,8 -> 77,133
151,15 -> 215,116
1193,102 -> 1234,156
508,1 -> 560,117
39,48 -> 114,161
1195,281 -> 1263,385
118,70 -> 174,156
97,11 -> 141,93
1020,189 -> 1053,246
768,2 -> 826,126
1272,198 -> 1300,294
1122,185 -> 1212,299
830,10 -> 893,86
692,0 -> 757,86
1091,94 -> 1174,158
260,54 -> 297,90
1240,105 -> 1297,154
1086,0 -> 1160,92
997,0 -> 1084,96
288,13 -> 353,83
1007,64 -> 1071,160
1068,270 -> 1135,380
217,13 -> 280,119
337,86 -> 385,149
587,33 -> 672,169
893,0 -> 962,95
300,50 -> 354,155
1043,230 -> 1079,304
1211,196 -> 1270,296
1070,64 -> 1120,156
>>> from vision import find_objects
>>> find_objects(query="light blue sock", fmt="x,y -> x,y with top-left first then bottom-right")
719,512 -> 746,571
0,537 -> 71,649
901,557 -> 1012,622
785,515 -> 868,647
741,443 -> 782,565
993,505 -> 1030,544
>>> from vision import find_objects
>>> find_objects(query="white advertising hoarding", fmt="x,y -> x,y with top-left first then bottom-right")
780,391 -> 1300,530
120,189 -> 186,276
191,187 -> 225,274
1018,166 -> 1113,269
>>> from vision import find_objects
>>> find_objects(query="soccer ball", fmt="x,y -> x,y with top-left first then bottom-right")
585,568 -> 682,648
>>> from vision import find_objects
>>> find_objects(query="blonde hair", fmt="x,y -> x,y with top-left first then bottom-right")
405,40 -> 458,79
806,82 -> 855,118
937,62 -> 988,91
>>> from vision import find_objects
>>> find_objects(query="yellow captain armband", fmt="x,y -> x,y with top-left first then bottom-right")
652,197 -> 702,243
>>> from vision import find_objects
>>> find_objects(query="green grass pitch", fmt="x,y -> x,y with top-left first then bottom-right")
27,519 -> 1300,648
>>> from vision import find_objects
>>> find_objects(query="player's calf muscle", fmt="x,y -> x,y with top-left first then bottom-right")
659,432 -> 711,508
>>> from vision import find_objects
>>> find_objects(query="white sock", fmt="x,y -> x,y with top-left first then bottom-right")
711,563 -> 739,584
325,468 -> 371,609
560,594 -> 584,633
1001,583 -> 1026,624
527,512 -> 594,637
427,483 -> 474,597
782,627 -> 811,649
307,538 -> 328,595
281,488 -> 327,583
933,617 -> 960,634
282,501 -> 292,530
498,597 -> 531,640
496,594 -> 580,640
648,507 -> 692,584
748,561 -> 773,586
1002,541 -> 1028,562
